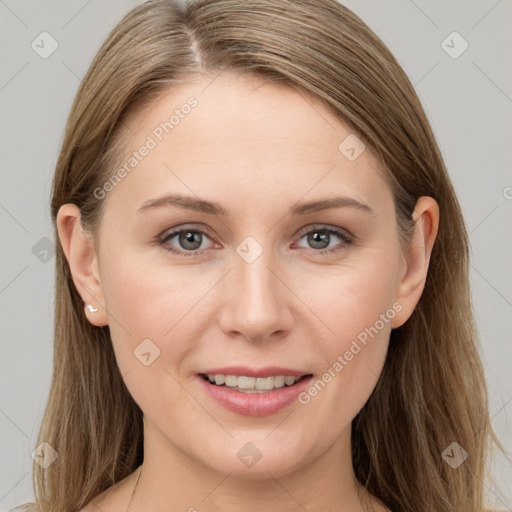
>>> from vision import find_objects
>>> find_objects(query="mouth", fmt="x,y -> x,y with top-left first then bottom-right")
196,366 -> 315,416
198,372 -> 313,393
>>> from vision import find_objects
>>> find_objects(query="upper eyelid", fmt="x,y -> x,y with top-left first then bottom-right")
296,224 -> 353,238
160,224 -> 215,242
160,223 -> 350,235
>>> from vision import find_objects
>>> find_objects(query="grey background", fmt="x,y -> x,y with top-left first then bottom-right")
1,0 -> 511,509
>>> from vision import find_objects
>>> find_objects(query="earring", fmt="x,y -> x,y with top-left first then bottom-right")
85,304 -> 98,313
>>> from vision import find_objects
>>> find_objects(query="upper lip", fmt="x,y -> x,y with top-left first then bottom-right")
198,366 -> 312,378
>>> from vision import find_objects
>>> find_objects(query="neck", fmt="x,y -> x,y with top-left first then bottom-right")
127,418 -> 373,512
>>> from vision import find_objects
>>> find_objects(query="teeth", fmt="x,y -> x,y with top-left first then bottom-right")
238,376 -> 256,389
274,375 -> 285,388
256,376 -> 274,390
225,375 -> 238,387
204,374 -> 305,391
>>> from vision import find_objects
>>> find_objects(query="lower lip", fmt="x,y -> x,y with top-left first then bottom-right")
197,375 -> 313,417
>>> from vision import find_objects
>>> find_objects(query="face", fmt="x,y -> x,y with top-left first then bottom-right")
69,72 -> 426,480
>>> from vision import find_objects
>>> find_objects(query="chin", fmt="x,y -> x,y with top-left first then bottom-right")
195,441 -> 311,480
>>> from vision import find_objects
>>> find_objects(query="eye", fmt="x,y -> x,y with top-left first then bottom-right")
159,226 -> 216,256
158,224 -> 354,257
295,225 -> 354,255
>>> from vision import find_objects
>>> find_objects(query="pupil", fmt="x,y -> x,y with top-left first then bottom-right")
176,230 -> 331,251
180,231 -> 201,250
309,231 -> 329,249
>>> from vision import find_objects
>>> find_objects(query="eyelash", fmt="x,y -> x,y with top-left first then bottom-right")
157,224 -> 355,257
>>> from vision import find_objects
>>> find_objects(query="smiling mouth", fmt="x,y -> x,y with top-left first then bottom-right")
198,373 -> 313,393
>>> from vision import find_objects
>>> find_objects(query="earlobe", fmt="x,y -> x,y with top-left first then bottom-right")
56,204 -> 109,327
391,196 -> 439,329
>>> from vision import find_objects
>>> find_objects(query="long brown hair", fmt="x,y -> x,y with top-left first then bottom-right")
17,1 -> 501,510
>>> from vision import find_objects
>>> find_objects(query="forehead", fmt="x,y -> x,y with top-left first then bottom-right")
107,71 -> 391,215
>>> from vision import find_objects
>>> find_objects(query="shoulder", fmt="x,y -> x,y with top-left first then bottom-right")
79,488 -> 123,512
79,468 -> 140,512
8,505 -> 39,512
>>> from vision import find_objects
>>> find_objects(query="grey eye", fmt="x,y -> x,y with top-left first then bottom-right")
305,230 -> 332,249
177,230 -> 204,251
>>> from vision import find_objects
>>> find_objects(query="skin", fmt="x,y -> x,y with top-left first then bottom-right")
58,71 -> 439,512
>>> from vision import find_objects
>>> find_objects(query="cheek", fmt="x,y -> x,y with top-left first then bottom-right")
296,252 -> 399,419
100,257 -> 207,419
303,250 -> 399,347
99,245 -> 208,373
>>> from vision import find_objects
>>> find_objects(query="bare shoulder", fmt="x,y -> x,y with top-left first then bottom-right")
79,469 -> 139,512
366,494 -> 392,512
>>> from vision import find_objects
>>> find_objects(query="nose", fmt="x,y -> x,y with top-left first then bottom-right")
217,244 -> 295,343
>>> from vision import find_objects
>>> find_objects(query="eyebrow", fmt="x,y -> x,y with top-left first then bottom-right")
138,193 -> 374,216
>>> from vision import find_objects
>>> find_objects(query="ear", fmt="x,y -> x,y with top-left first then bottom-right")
56,204 -> 108,327
391,196 -> 439,329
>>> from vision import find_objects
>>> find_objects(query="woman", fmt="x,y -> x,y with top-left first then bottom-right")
16,0 -> 503,510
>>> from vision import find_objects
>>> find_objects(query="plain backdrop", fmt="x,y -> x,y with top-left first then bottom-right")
1,0 -> 511,509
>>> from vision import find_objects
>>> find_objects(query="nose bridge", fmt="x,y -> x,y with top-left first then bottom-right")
218,235 -> 293,340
